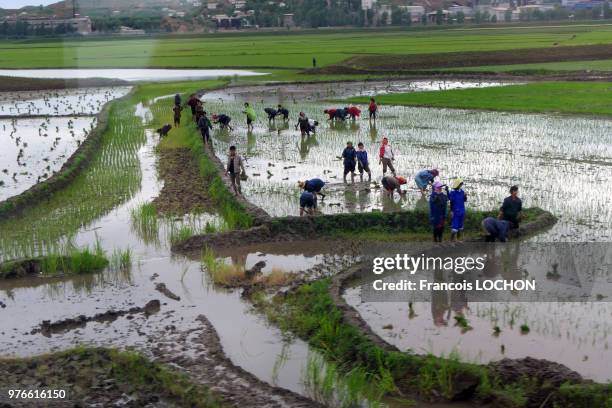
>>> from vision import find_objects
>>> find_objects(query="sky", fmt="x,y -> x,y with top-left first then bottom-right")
0,0 -> 57,8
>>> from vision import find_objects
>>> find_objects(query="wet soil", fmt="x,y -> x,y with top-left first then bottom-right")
311,44 -> 612,75
152,148 -> 214,215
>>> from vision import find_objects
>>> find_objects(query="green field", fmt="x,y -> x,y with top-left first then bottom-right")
349,82 -> 612,116
1,24 -> 612,69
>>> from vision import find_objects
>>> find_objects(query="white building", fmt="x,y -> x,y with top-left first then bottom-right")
361,0 -> 376,11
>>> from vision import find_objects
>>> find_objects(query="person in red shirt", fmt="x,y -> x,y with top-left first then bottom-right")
346,105 -> 361,120
324,108 -> 337,121
368,97 -> 377,122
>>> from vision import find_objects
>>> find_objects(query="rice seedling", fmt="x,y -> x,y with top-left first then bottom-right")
109,247 -> 132,272
453,314 -> 472,332
520,324 -> 530,334
200,247 -> 246,287
130,203 -> 159,245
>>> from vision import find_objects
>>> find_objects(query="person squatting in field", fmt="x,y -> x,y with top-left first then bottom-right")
429,181 -> 449,242
448,178 -> 467,241
225,145 -> 246,195
324,108 -> 348,121
300,191 -> 316,216
379,137 -> 396,176
243,102 -> 257,132
381,175 -> 407,198
415,168 -> 439,194
341,141 -> 357,183
264,107 -> 278,123
212,113 -> 233,130
197,111 -> 213,144
356,142 -> 371,181
277,105 -> 289,121
482,217 -> 511,242
298,178 -> 326,216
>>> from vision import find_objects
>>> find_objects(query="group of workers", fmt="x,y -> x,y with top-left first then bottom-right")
167,93 -> 521,243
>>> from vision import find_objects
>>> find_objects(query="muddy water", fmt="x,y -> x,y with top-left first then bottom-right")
201,81 -> 612,242
0,117 -> 361,402
0,69 -> 266,82
0,116 -> 96,200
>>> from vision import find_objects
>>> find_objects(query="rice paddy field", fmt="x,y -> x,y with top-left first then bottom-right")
203,81 -> 612,242
0,68 -> 610,406
0,23 -> 611,69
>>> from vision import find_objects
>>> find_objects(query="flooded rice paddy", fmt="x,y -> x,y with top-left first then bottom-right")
0,68 -> 266,82
0,79 -> 610,402
202,81 -> 612,242
0,87 -> 131,200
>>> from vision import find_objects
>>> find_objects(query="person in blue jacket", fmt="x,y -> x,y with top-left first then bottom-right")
174,93 -> 181,107
448,178 -> 467,241
356,142 -> 371,182
482,217 -> 511,242
429,181 -> 448,242
415,168 -> 439,194
341,141 -> 357,183
300,191 -> 316,216
299,178 -> 326,201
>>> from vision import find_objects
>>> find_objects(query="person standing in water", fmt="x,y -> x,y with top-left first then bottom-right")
243,102 -> 257,132
356,142 -> 371,182
296,112 -> 312,137
368,97 -> 377,123
429,181 -> 448,242
225,145 -> 246,195
378,137 -> 396,176
342,141 -> 357,183
448,178 -> 467,241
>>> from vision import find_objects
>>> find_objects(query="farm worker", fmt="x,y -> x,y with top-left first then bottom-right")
346,105 -> 361,120
277,104 -> 289,120
195,101 -> 204,123
312,57 -> 317,68
368,97 -> 377,122
381,175 -> 407,197
212,113 -> 233,130
172,104 -> 183,127
378,137 -> 396,176
197,111 -> 213,144
187,94 -> 200,121
300,191 -> 316,216
264,107 -> 278,123
324,108 -> 337,121
296,112 -> 312,137
308,118 -> 319,134
242,102 -> 257,132
448,178 -> 467,241
342,141 -> 357,183
174,93 -> 181,107
429,181 -> 448,243
499,185 -> 522,229
335,108 -> 348,121
225,145 -> 246,195
482,217 -> 511,242
299,178 -> 326,200
415,168 -> 439,194
356,142 -> 371,182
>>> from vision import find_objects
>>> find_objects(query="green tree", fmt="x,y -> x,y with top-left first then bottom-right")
456,11 -> 465,23
435,9 -> 444,24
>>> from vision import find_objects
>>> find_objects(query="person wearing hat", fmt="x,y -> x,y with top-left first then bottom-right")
341,141 -> 357,183
381,175 -> 407,197
448,178 -> 467,241
429,181 -> 448,242
415,168 -> 439,194
299,191 -> 316,216
499,185 -> 522,229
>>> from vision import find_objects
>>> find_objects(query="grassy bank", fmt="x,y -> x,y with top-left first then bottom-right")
1,24 -> 611,69
153,87 -> 255,230
259,279 -> 612,407
268,207 -> 549,242
0,347 -> 225,408
348,82 -> 612,116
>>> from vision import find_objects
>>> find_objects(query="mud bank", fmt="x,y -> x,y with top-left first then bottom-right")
173,208 -> 556,253
153,148 -> 215,215
0,88 -> 134,219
